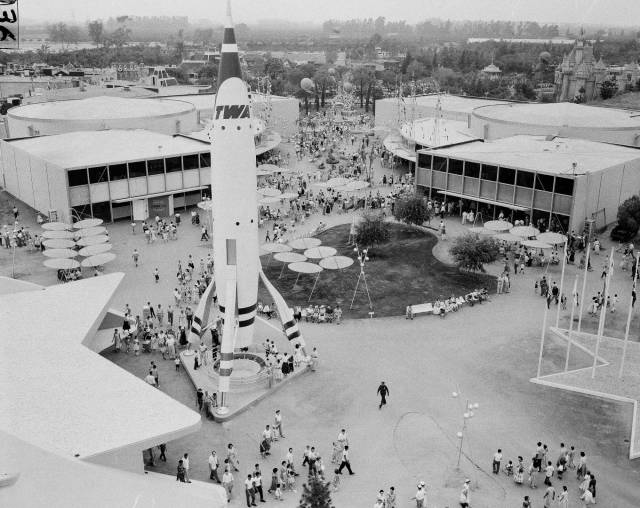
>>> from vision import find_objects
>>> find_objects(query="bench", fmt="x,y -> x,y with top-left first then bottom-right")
406,303 -> 433,319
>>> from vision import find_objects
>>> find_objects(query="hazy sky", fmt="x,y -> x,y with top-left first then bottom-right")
21,0 -> 640,27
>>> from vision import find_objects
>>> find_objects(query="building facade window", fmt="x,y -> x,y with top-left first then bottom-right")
165,156 -> 182,173
516,170 -> 534,188
464,161 -> 480,179
88,166 -> 108,184
417,153 -> 431,168
68,169 -> 88,187
498,167 -> 516,184
554,177 -> 574,196
128,160 -> 146,178
449,158 -> 464,175
147,158 -> 165,176
199,153 -> 211,168
481,164 -> 498,181
108,163 -> 127,181
183,154 -> 199,170
432,156 -> 447,172
535,173 -> 554,191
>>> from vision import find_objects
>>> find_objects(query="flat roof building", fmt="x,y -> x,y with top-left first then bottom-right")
0,129 -> 214,224
416,135 -> 640,232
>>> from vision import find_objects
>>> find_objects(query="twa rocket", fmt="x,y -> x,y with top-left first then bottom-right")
206,0 -> 305,412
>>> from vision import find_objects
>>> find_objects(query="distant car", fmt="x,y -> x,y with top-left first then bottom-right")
610,224 -> 638,242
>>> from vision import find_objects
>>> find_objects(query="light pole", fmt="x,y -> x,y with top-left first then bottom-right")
350,244 -> 373,311
452,391 -> 480,470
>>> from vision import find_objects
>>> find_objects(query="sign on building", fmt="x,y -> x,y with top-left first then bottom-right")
0,0 -> 18,50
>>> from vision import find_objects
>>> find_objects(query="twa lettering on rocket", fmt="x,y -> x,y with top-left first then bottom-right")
215,104 -> 251,120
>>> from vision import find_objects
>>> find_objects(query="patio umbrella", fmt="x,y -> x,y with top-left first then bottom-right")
274,251 -> 307,278
259,196 -> 282,205
319,255 -> 355,270
78,243 -> 113,257
289,237 -> 322,250
197,200 -> 213,211
42,230 -> 75,239
76,235 -> 109,246
494,233 -> 522,243
42,248 -> 77,259
75,226 -> 107,238
304,246 -> 337,259
73,218 -> 103,229
257,187 -> 281,197
261,243 -> 292,254
288,261 -> 324,301
468,226 -> 492,235
256,169 -> 273,177
510,226 -> 540,238
327,177 -> 349,187
273,168 -> 296,174
521,240 -> 553,249
41,221 -> 72,231
258,164 -> 280,172
43,258 -> 80,270
43,239 -> 76,249
537,232 -> 567,245
81,252 -> 116,268
484,220 -> 513,232
279,192 -> 298,200
342,180 -> 370,192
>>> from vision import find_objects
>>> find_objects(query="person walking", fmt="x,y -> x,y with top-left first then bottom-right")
459,479 -> 470,507
414,482 -> 426,508
557,485 -> 569,508
244,474 -> 257,507
543,484 -> 556,508
176,459 -> 186,482
492,448 -> 503,474
209,450 -> 221,483
377,381 -> 389,409
132,249 -> 140,267
274,409 -> 285,439
222,468 -> 234,502
253,471 -> 265,503
158,443 -> 167,462
227,443 -> 240,471
336,445 -> 354,475
153,267 -> 160,283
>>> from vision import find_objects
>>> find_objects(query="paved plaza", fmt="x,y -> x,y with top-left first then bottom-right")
2,140 -> 640,507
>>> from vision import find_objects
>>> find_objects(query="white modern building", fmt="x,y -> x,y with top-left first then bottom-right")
6,96 -> 200,138
470,102 -> 640,148
0,129 -> 215,223
0,274 -> 227,507
416,135 -> 640,232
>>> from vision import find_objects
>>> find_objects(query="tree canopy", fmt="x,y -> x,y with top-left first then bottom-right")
298,475 -> 334,508
449,234 -> 500,273
355,212 -> 391,248
393,195 -> 432,226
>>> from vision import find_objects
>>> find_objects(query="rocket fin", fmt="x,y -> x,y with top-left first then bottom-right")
187,279 -> 216,344
218,268 -> 238,398
258,267 -> 306,353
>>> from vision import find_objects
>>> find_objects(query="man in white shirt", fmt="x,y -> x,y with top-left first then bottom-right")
144,371 -> 156,387
415,483 -> 426,508
244,474 -> 256,507
459,479 -> 470,507
337,429 -> 348,451
182,453 -> 191,483
208,450 -> 220,483
492,448 -> 503,474
336,445 -> 354,475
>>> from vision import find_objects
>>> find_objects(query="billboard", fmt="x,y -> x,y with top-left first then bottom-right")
0,0 -> 18,49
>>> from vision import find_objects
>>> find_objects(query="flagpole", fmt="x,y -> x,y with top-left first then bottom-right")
577,243 -> 591,334
555,241 -> 568,327
564,274 -> 579,372
592,248 -> 614,378
619,254 -> 639,378
537,300 -> 550,379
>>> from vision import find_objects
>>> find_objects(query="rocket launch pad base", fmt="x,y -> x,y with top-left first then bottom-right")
179,346 -> 312,422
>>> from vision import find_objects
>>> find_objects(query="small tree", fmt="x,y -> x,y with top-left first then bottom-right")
394,195 -> 431,226
298,475 -> 334,508
355,212 -> 390,249
449,234 -> 500,273
616,194 -> 640,237
600,77 -> 617,100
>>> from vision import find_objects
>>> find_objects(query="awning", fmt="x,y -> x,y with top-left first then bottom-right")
436,190 -> 530,211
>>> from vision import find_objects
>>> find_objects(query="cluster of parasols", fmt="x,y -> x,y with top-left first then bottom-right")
468,220 -> 568,249
262,237 -> 354,301
40,218 -> 115,271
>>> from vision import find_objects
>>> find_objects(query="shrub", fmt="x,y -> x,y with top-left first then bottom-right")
393,195 -> 432,226
449,233 -> 500,273
355,212 -> 391,248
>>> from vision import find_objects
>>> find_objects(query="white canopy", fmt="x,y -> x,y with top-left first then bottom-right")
288,261 -> 323,274
484,220 -> 513,232
81,252 -> 116,267
319,255 -> 355,270
78,243 -> 113,257
41,222 -> 72,231
274,252 -> 307,263
260,243 -> 292,254
73,218 -> 103,229
43,248 -> 77,259
289,237 -> 322,250
304,246 -> 337,259
76,235 -> 109,246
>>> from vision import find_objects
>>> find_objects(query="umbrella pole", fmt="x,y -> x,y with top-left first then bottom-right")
279,261 -> 286,279
266,253 -> 272,268
350,269 -> 362,310
308,272 -> 320,302
292,272 -> 300,288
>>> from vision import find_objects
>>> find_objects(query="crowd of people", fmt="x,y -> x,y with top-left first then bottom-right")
488,441 -> 595,507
